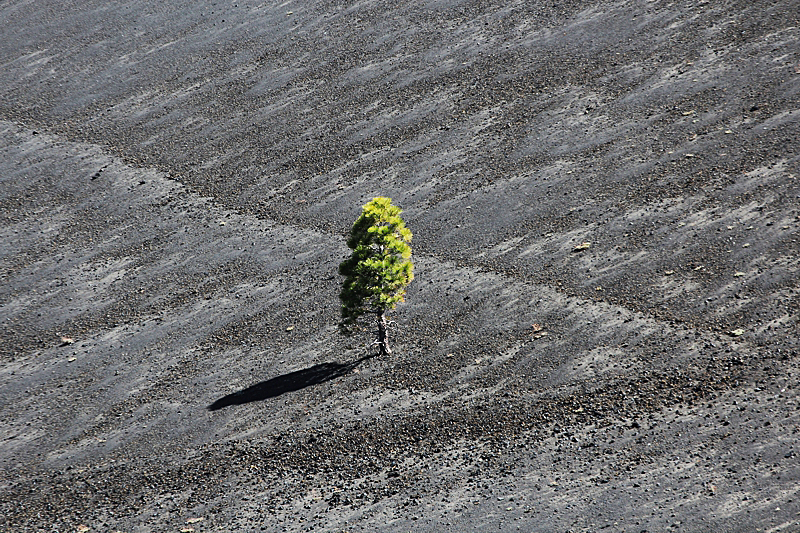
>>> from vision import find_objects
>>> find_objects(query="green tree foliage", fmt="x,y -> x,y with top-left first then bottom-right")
339,197 -> 413,355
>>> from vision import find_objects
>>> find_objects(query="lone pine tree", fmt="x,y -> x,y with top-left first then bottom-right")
339,197 -> 414,356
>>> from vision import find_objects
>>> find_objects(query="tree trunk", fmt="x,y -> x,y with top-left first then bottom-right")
377,312 -> 391,356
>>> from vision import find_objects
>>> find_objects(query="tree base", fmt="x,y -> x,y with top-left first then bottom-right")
377,313 -> 391,356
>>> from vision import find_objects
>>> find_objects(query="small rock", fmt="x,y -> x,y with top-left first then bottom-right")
573,242 -> 591,252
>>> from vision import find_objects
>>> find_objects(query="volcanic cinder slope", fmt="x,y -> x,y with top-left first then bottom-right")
1,0 -> 799,531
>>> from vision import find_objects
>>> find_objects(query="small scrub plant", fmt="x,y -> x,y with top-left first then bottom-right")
339,197 -> 414,356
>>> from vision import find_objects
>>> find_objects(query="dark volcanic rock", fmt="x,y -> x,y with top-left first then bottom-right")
0,0 -> 798,532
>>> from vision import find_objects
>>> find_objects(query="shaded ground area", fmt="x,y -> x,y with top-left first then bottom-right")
0,0 -> 799,531
209,358 -> 369,411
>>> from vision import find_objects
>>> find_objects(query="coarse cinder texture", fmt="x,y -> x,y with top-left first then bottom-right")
0,0 -> 799,531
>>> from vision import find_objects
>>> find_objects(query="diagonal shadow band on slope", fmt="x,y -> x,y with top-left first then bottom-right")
208,356 -> 371,410
0,122 -> 726,356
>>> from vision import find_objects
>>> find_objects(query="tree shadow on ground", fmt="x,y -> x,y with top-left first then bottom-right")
207,355 -> 371,411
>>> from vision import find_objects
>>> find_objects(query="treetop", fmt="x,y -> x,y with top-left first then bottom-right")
339,197 -> 414,330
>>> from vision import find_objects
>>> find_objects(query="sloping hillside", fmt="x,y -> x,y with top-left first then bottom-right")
1,0 -> 798,531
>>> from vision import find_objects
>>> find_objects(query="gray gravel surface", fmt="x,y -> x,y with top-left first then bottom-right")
1,0 -> 799,531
